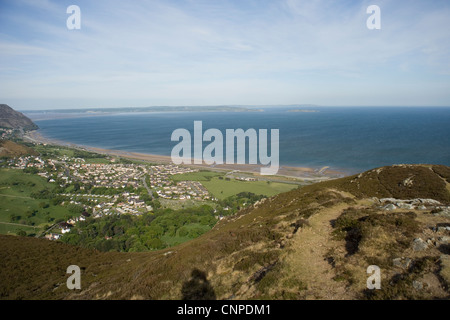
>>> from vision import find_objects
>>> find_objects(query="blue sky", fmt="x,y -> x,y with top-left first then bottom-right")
0,0 -> 450,109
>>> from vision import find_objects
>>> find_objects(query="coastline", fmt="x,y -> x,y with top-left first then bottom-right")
23,130 -> 346,181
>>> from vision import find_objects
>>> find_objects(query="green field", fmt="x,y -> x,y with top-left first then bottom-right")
32,144 -> 110,164
0,169 -> 72,235
32,144 -> 75,158
84,158 -> 111,164
171,170 -> 223,182
203,177 -> 297,199
172,170 -> 297,200
0,223 -> 38,235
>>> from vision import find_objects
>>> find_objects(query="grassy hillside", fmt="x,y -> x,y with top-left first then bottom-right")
0,140 -> 38,158
0,169 -> 71,235
1,164 -> 449,300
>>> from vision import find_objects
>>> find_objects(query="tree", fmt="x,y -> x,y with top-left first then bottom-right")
146,238 -> 164,250
9,214 -> 20,222
25,209 -> 37,218
189,226 -> 205,238
23,167 -> 38,174
67,203 -> 84,214
39,202 -> 49,209
145,225 -> 164,238
129,241 -> 147,252
178,227 -> 189,237
152,199 -> 161,210
200,216 -> 212,226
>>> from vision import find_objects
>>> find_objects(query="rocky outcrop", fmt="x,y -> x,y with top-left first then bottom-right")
375,197 -> 449,212
412,238 -> 429,251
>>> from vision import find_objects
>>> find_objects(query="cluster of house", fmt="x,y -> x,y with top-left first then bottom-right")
58,192 -> 151,217
8,155 -> 147,190
148,165 -> 213,200
0,129 -> 13,139
59,193 -> 113,209
44,233 -> 62,240
68,162 -> 147,189
44,193 -> 151,241
5,153 -> 218,241
234,176 -> 257,182
9,155 -> 46,170
99,191 -> 151,216
148,164 -> 196,188
157,180 -> 211,200
44,211 -> 91,240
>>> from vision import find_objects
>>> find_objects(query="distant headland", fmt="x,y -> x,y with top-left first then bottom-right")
0,104 -> 39,131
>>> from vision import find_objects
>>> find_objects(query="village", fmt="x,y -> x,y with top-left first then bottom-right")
2,154 -> 214,238
0,128 -> 14,139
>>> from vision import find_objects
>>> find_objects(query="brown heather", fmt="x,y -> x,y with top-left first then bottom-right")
1,164 -> 450,300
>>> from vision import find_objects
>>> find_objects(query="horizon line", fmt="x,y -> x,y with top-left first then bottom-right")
15,104 -> 450,112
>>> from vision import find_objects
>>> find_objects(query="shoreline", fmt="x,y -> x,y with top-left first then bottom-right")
23,130 -> 347,181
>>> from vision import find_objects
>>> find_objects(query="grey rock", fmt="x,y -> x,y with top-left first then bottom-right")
383,204 -> 397,211
412,238 -> 429,251
392,258 -> 402,268
393,257 -> 412,269
418,199 -> 442,206
412,280 -> 423,290
380,198 -> 397,203
439,236 -> 450,244
433,209 -> 450,218
396,203 -> 414,210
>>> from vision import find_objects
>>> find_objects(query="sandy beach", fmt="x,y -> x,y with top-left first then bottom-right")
23,130 -> 345,181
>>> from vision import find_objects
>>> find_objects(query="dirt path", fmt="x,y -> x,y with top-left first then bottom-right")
0,193 -> 33,199
285,201 -> 354,299
0,221 -> 37,228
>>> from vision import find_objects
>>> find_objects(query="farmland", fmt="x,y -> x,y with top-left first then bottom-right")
172,170 -> 297,200
0,169 -> 71,235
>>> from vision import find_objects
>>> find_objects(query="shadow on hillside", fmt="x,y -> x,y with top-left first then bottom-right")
438,244 -> 450,255
345,227 -> 362,256
181,268 -> 216,300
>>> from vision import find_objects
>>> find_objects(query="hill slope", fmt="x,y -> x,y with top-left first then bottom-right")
0,104 -> 38,131
1,164 -> 449,300
0,140 -> 38,158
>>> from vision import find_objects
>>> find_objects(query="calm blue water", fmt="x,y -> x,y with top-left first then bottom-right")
31,107 -> 450,174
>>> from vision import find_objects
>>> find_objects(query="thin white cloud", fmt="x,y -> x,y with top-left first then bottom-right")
0,0 -> 449,108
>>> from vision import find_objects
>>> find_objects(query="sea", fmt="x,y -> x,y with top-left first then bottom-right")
27,107 -> 450,175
